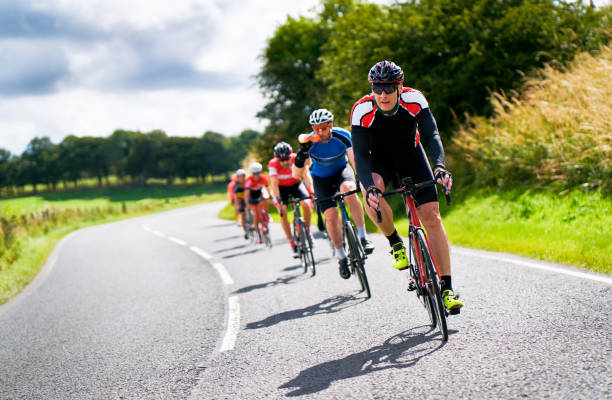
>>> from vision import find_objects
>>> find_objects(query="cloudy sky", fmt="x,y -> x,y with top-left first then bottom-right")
0,0 -> 338,155
1,0 -> 609,156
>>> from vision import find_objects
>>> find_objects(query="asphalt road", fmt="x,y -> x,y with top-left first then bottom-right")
1,201 -> 610,399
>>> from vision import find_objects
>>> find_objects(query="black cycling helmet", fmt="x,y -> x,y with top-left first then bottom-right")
273,141 -> 292,159
368,60 -> 404,84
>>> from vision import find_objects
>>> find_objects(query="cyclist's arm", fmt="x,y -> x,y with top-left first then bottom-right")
269,175 -> 280,199
416,108 -> 445,171
346,147 -> 357,176
351,125 -> 375,189
302,166 -> 314,195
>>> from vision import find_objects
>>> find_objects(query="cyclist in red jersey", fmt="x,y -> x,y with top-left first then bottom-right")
232,169 -> 248,238
351,60 -> 463,313
245,162 -> 272,244
227,173 -> 238,222
268,141 -> 313,255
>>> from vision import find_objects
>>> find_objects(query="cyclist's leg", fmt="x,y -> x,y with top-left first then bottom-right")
313,173 -> 348,277
294,182 -> 312,231
360,172 -> 395,235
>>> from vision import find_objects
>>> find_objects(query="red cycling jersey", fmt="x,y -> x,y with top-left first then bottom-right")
245,174 -> 269,191
268,154 -> 300,187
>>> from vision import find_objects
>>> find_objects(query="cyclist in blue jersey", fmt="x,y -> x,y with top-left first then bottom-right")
293,108 -> 374,279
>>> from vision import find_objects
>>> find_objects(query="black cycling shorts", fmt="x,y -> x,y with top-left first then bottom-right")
279,182 -> 309,205
371,143 -> 437,206
236,199 -> 246,213
313,164 -> 356,213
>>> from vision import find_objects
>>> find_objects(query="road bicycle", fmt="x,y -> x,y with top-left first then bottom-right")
320,188 -> 371,299
244,208 -> 257,243
257,208 -> 272,248
378,177 -> 451,341
288,196 -> 316,276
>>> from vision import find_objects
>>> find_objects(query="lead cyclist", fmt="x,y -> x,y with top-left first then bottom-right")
350,60 -> 463,313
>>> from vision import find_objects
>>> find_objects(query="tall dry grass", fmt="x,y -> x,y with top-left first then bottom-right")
452,46 -> 612,191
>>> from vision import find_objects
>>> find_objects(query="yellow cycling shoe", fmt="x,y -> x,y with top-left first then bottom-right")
390,242 -> 409,270
442,289 -> 464,314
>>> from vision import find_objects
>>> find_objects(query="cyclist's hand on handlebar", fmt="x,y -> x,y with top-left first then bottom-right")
434,167 -> 453,194
365,186 -> 382,211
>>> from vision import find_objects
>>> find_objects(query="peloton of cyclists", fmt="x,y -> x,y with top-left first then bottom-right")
268,141 -> 314,256
244,162 -> 272,244
293,108 -> 374,280
350,60 -> 463,313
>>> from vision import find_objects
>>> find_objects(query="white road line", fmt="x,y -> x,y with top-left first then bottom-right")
167,236 -> 187,246
152,230 -> 165,238
453,249 -> 612,285
189,246 -> 213,260
212,263 -> 234,285
219,295 -> 240,352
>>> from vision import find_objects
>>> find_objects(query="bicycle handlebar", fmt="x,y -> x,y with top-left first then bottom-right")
373,178 -> 451,221
380,179 -> 451,205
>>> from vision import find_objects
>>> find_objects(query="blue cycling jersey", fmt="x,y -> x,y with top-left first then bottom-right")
308,127 -> 352,178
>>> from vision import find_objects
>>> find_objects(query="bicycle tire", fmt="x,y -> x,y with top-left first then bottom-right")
410,236 -> 435,327
346,224 -> 371,298
416,229 -> 448,341
299,220 -> 316,276
261,211 -> 272,248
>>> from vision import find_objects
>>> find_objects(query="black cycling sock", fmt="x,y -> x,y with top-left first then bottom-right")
386,230 -> 402,247
441,275 -> 452,292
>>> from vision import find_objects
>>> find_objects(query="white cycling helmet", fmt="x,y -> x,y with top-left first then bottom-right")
309,108 -> 334,125
236,168 -> 246,176
249,162 -> 263,174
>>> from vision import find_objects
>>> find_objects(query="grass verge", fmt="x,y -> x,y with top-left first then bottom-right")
218,188 -> 611,274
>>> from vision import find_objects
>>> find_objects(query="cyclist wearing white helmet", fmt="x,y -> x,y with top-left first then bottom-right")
245,162 -> 272,244
293,108 -> 374,280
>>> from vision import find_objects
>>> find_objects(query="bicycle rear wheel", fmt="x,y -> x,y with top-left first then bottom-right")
416,229 -> 448,341
260,211 -> 272,248
346,224 -> 371,298
300,220 -> 316,276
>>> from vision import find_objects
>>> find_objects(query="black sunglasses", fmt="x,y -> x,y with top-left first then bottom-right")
279,156 -> 291,161
372,84 -> 398,95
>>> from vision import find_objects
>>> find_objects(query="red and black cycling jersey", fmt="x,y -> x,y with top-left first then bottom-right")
268,154 -> 300,187
245,174 -> 269,199
350,87 -> 445,189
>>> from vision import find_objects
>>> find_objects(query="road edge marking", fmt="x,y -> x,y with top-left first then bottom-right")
189,245 -> 213,260
211,263 -> 234,285
453,248 -> 612,285
219,295 -> 240,352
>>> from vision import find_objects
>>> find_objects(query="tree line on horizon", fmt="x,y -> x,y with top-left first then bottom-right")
0,129 -> 260,195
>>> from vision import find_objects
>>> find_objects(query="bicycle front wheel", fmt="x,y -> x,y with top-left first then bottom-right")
346,224 -> 371,298
301,221 -> 316,276
410,235 -> 435,327
415,229 -> 448,341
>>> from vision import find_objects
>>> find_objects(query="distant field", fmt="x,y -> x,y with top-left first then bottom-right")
0,183 -> 227,216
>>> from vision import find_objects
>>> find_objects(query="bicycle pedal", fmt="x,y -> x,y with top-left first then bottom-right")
449,308 -> 461,315
407,281 -> 417,292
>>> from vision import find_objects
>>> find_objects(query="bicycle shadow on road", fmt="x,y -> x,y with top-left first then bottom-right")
245,294 -> 366,330
233,274 -> 303,295
212,234 -> 243,242
214,243 -> 250,253
279,325 -> 446,397
221,247 -> 265,259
